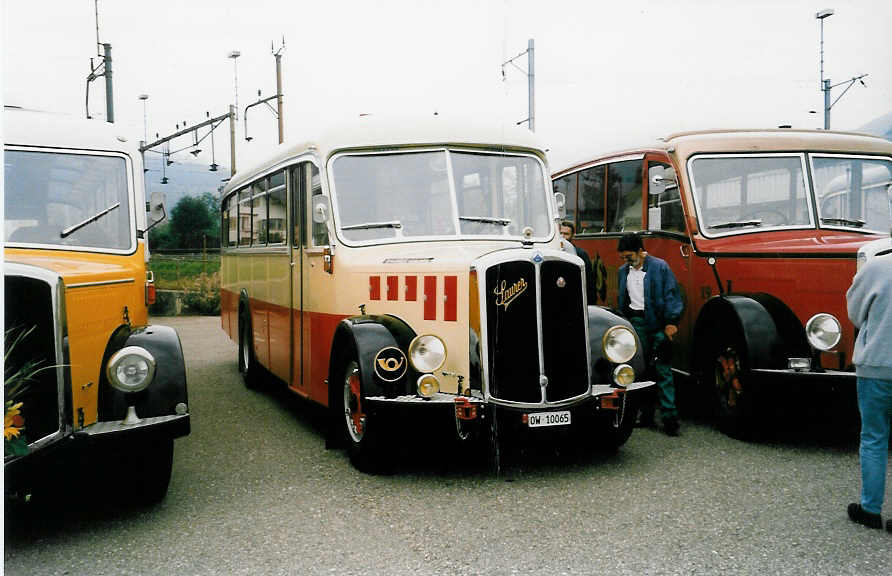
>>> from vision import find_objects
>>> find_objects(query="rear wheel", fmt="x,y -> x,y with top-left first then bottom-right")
339,352 -> 391,474
238,310 -> 260,389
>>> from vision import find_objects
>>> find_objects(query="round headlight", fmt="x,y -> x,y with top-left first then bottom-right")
602,325 -> 637,363
806,313 -> 841,351
408,334 -> 446,373
613,364 -> 635,387
416,374 -> 440,398
106,346 -> 156,393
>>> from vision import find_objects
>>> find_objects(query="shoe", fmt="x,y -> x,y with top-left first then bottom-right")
663,419 -> 680,437
887,519 -> 892,534
847,503 -> 882,529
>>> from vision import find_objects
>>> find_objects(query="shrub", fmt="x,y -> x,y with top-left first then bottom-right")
182,272 -> 221,315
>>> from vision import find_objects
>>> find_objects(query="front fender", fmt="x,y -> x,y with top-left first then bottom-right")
98,324 -> 189,430
588,305 -> 646,384
693,293 -> 808,372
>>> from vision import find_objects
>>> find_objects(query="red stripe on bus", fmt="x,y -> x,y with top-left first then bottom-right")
387,275 -> 398,301
444,275 -> 457,321
369,276 -> 381,300
424,276 -> 437,320
405,275 -> 417,301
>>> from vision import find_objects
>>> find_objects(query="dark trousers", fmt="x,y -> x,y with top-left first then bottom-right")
630,316 -> 678,422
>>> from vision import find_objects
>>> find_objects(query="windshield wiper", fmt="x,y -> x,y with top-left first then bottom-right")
710,219 -> 762,230
341,220 -> 402,231
459,216 -> 512,226
60,202 -> 120,238
821,217 -> 865,228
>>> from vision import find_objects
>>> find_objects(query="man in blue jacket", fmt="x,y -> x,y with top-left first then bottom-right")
845,251 -> 892,533
617,232 -> 683,436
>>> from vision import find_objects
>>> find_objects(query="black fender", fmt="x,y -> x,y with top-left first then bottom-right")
326,314 -> 417,448
97,324 -> 189,425
692,293 -> 809,375
588,306 -> 646,385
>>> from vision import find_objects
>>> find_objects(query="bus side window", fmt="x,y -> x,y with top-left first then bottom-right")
252,179 -> 268,246
267,171 -> 286,245
578,166 -> 605,234
606,159 -> 643,232
310,164 -> 328,247
238,187 -> 252,246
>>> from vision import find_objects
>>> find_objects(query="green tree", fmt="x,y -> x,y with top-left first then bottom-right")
168,195 -> 217,250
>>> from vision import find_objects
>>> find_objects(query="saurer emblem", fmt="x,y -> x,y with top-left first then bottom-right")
493,278 -> 528,311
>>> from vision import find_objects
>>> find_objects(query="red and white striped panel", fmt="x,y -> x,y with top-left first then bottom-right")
368,274 -> 457,322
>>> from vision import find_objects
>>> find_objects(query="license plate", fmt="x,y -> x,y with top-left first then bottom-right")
527,410 -> 571,428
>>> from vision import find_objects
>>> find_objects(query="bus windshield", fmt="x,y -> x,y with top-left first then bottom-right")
4,150 -> 133,251
330,150 -> 551,243
811,155 -> 892,234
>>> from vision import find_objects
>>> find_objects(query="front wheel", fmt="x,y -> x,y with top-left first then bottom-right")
712,343 -> 756,439
339,353 -> 392,474
108,438 -> 174,506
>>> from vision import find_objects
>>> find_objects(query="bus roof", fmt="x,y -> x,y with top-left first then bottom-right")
225,114 -> 547,193
3,106 -> 142,156
553,128 -> 892,176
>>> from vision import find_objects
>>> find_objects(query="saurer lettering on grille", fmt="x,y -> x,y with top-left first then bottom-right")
493,278 -> 528,311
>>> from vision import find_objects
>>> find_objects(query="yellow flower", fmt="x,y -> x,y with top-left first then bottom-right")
5,402 -> 24,440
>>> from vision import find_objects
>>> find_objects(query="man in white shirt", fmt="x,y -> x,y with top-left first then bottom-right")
617,233 -> 683,436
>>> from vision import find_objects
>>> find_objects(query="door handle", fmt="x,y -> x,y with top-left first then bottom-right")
680,244 -> 690,258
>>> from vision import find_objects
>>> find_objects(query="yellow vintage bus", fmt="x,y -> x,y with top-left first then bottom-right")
220,115 -> 652,472
4,107 -> 190,503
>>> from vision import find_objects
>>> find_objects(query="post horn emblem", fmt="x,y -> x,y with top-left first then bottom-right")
373,346 -> 408,382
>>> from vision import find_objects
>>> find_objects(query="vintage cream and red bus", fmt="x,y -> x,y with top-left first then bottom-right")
220,116 -> 653,471
552,129 -> 892,437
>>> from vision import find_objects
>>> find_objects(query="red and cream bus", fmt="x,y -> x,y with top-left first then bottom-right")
552,129 -> 892,438
220,116 -> 653,472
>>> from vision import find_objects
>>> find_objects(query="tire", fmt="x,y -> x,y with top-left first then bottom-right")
711,340 -> 757,439
238,310 -> 260,390
338,350 -> 392,474
110,438 -> 174,506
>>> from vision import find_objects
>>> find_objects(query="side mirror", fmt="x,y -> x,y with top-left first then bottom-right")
145,191 -> 167,232
313,195 -> 331,224
650,166 -> 678,193
554,192 -> 567,219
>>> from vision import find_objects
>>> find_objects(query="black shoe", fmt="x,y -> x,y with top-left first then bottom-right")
663,419 -> 680,437
848,503 -> 882,529
886,519 -> 892,534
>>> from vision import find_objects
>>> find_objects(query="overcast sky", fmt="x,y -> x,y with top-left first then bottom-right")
3,0 -> 891,174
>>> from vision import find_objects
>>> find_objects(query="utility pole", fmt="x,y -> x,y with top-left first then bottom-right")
229,105 -> 237,175
501,38 -> 536,132
244,39 -> 286,144
103,43 -> 114,123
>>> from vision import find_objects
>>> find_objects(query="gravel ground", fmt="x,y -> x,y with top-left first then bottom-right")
4,315 -> 890,575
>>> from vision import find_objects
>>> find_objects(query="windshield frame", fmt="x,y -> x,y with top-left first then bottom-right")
4,145 -> 138,255
687,152 -> 815,239
326,146 -> 555,248
808,152 -> 892,235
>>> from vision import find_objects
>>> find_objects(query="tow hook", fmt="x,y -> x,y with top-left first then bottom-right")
599,389 -> 625,411
454,397 -> 477,420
